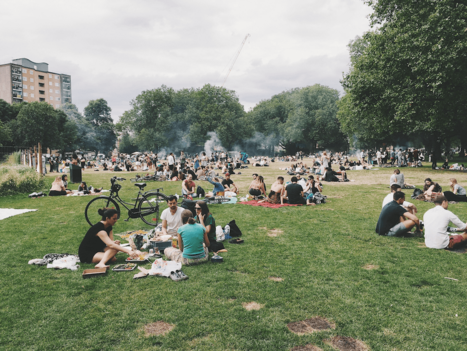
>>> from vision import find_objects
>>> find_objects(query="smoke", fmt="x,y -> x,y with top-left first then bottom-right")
157,148 -> 168,159
232,132 -> 280,156
204,132 -> 225,156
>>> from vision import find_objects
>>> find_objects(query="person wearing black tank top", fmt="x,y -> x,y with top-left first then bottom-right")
78,209 -> 141,268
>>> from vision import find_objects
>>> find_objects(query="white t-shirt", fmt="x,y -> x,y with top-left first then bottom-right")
424,205 -> 466,249
167,155 -> 174,165
297,178 -> 307,190
382,193 -> 411,209
376,151 -> 381,159
161,207 -> 184,236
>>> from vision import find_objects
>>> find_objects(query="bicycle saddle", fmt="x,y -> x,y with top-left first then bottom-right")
134,183 -> 147,189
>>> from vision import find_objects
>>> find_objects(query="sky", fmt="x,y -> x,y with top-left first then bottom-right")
0,0 -> 373,121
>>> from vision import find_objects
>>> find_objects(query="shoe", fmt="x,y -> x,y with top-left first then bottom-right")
413,230 -> 424,238
229,238 -> 244,244
29,192 -> 38,198
419,221 -> 424,230
169,271 -> 182,281
176,270 -> 189,280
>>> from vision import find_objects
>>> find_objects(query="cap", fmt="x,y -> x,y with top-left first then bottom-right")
225,173 -> 230,176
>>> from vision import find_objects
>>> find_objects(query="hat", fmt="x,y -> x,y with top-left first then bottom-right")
225,173 -> 230,176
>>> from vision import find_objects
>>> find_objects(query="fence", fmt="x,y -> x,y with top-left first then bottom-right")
0,144 -> 53,175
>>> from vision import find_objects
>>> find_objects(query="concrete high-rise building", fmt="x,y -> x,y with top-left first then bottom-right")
0,58 -> 72,108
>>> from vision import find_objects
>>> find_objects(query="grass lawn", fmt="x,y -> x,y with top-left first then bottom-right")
1,161 -> 467,350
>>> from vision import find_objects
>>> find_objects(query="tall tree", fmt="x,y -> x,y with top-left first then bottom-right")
83,99 -> 117,154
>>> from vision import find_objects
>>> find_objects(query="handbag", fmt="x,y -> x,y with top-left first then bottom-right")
228,219 -> 242,237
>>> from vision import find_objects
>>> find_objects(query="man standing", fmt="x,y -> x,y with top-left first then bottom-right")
376,191 -> 422,236
167,152 -> 175,171
282,176 -> 306,205
222,173 -> 239,194
376,149 -> 382,167
161,196 -> 184,237
397,149 -> 402,167
424,195 -> 467,249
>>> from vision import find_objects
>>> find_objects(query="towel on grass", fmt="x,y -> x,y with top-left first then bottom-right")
238,200 -> 301,208
0,208 -> 37,221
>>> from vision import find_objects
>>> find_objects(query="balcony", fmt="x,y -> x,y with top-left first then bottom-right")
62,83 -> 71,90
38,75 -> 44,80
39,83 -> 45,87
39,98 -> 45,102
39,90 -> 45,95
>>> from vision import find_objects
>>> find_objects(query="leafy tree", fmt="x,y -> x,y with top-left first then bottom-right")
83,99 -> 117,154
0,99 -> 15,123
0,120 -> 11,146
118,131 -> 138,154
340,0 -> 467,156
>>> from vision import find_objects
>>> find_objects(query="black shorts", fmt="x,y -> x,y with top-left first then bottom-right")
49,190 -> 67,196
169,164 -> 174,171
249,189 -> 261,196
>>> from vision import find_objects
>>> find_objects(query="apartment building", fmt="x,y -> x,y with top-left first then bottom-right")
0,58 -> 72,108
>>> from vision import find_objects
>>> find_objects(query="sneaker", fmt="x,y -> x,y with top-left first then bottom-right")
419,221 -> 424,231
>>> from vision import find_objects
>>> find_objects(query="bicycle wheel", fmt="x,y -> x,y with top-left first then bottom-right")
138,192 -> 168,226
85,196 -> 121,226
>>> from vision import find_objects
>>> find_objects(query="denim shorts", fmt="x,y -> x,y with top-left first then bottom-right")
387,222 -> 410,237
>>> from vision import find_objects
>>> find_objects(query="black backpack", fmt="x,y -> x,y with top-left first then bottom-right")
411,188 -> 423,199
228,220 -> 242,237
196,186 -> 205,198
180,199 -> 199,216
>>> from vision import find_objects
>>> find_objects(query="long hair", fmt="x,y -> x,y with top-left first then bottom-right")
258,175 -> 264,184
181,209 -> 195,224
53,176 -> 62,185
450,178 -> 458,192
197,201 -> 211,218
423,178 -> 433,191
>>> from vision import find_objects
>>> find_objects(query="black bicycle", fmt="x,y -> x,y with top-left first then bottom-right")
84,177 -> 168,226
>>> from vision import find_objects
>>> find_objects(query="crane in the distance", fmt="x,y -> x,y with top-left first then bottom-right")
222,34 -> 250,87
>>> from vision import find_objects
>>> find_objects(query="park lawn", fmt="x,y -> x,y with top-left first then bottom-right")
0,161 -> 467,350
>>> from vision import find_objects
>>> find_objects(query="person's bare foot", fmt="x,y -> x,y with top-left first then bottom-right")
95,264 -> 110,269
307,203 -> 316,206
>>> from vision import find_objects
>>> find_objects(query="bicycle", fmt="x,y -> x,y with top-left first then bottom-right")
84,176 -> 168,227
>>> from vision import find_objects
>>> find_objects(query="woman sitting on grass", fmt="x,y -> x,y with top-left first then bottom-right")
164,210 -> 210,265
195,201 -> 224,252
49,176 -> 71,196
259,176 -> 285,204
443,178 -> 467,202
205,177 -> 225,197
423,178 -> 442,200
78,209 -> 142,268
248,174 -> 266,197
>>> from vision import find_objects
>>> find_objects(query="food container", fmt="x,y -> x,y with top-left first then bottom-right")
112,263 -> 137,271
211,255 -> 223,263
82,267 -> 108,278
172,237 -> 178,248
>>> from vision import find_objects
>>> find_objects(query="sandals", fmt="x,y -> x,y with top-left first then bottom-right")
176,270 -> 189,280
229,238 -> 244,244
169,270 -> 188,281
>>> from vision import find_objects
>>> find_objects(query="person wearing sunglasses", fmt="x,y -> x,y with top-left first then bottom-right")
195,201 -> 224,252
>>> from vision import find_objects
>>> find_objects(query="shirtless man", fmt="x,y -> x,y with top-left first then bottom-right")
259,176 -> 285,204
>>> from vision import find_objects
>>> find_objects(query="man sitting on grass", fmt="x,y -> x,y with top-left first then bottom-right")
383,184 -> 418,214
282,176 -> 306,205
222,173 -> 239,194
376,191 -> 422,237
182,174 -> 196,198
161,196 -> 184,237
424,195 -> 467,250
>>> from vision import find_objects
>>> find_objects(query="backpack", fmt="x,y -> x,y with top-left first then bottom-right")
228,219 -> 242,237
180,199 -> 199,216
312,192 -> 327,204
196,186 -> 205,198
411,188 -> 423,199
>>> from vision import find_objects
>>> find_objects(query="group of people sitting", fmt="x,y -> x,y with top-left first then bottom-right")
377,184 -> 467,250
48,175 -> 102,196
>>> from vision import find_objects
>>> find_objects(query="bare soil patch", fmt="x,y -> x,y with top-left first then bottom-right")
258,226 -> 268,230
362,264 -> 379,270
291,344 -> 323,351
144,321 -> 174,337
268,229 -> 284,237
287,317 -> 335,335
325,336 -> 369,351
242,302 -> 264,311
269,276 -> 284,282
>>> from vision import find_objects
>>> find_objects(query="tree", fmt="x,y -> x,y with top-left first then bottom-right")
340,0 -> 467,155
83,99 -> 117,154
118,131 -> 138,154
0,99 -> 15,123
0,120 -> 11,146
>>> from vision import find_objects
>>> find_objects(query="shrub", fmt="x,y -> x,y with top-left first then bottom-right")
0,165 -> 47,196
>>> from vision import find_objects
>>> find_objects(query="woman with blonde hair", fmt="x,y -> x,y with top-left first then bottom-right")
444,178 -> 467,202
48,176 -> 71,196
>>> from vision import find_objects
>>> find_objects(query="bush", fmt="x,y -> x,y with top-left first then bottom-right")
0,165 -> 47,196
6,152 -> 22,165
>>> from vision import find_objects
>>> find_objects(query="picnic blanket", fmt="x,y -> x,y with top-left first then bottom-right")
0,208 -> 37,221
238,200 -> 301,208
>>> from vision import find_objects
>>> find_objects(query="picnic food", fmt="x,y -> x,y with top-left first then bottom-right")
114,263 -> 136,270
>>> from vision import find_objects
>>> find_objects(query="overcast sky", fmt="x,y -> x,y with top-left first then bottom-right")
0,0 -> 372,121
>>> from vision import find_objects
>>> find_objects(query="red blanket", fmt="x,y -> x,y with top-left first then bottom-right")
238,200 -> 302,208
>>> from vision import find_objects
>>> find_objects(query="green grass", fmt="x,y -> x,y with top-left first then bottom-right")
1,163 -> 467,350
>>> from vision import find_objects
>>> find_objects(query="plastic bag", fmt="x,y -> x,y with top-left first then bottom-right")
216,226 -> 225,241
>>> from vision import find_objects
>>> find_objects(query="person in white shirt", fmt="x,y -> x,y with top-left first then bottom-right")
161,196 -> 184,237
296,174 -> 307,190
424,195 -> 467,249
383,184 -> 418,214
376,149 -> 382,167
167,153 -> 175,171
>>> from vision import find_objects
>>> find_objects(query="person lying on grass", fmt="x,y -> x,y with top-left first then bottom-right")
258,176 -> 285,204
164,210 -> 210,265
49,176 -> 72,196
383,184 -> 418,214
78,208 -> 142,268
376,191 -> 422,237
424,195 -> 467,250
423,178 -> 442,200
443,178 -> 467,202
282,176 -> 306,205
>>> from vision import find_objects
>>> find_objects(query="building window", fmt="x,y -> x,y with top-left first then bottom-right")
30,93 -> 34,98
55,75 -> 59,79
22,69 -> 27,73
23,77 -> 27,82
39,90 -> 45,95
49,74 -> 52,78
30,78 -> 34,82
55,83 -> 59,87
30,86 -> 34,91
49,89 -> 53,93
56,97 -> 60,101
40,98 -> 45,102
50,96 -> 53,100
38,75 -> 44,80
24,92 -> 28,97
39,83 -> 44,87
29,70 -> 33,74
49,82 -> 52,85
55,90 -> 59,94
23,85 -> 28,89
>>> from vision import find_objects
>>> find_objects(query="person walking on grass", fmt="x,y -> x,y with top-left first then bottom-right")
376,191 -> 422,237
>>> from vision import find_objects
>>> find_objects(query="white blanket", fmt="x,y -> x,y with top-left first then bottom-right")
0,208 -> 37,221
149,258 -> 181,277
